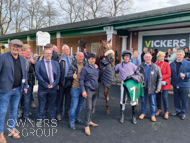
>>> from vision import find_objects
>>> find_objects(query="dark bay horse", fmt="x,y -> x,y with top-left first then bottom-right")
95,38 -> 115,114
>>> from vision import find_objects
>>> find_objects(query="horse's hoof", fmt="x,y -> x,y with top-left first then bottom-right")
106,110 -> 110,114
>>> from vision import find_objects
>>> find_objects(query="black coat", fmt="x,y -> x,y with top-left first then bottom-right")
99,60 -> 113,89
52,51 -> 60,62
141,52 -> 145,63
59,56 -> 74,87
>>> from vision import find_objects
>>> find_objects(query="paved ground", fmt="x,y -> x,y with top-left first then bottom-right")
4,85 -> 190,143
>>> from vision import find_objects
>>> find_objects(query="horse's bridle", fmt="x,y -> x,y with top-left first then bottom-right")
100,43 -> 106,55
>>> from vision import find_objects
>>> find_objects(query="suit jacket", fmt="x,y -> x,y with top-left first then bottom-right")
35,59 -> 60,91
83,52 -> 89,61
0,51 -> 28,93
170,59 -> 190,87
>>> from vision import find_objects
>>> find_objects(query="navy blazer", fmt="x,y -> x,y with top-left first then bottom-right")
170,59 -> 190,87
35,59 -> 60,91
0,51 -> 28,93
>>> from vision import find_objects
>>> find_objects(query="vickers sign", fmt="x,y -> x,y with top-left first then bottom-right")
143,34 -> 189,51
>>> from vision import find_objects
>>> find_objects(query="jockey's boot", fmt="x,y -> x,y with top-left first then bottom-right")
120,104 -> 122,115
120,112 -> 124,123
132,105 -> 137,125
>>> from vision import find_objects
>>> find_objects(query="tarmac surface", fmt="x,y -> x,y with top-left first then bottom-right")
4,85 -> 190,143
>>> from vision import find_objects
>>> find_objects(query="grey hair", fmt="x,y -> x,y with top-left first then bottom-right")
62,44 -> 69,50
21,47 -> 26,51
177,50 -> 185,56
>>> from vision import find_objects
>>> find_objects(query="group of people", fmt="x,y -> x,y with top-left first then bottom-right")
0,39 -> 100,143
118,47 -> 190,125
0,38 -> 190,143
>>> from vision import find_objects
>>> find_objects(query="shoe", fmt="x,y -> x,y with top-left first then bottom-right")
30,103 -> 36,109
17,113 -> 23,119
132,115 -> 137,125
36,119 -> 44,127
151,116 -> 156,122
8,129 -> 20,139
75,118 -> 83,124
132,106 -> 137,124
89,121 -> 98,127
64,113 -> 69,117
181,114 -> 186,120
171,112 -> 182,116
0,133 -> 7,143
120,113 -> 124,123
51,119 -> 57,125
17,110 -> 23,118
56,115 -> 62,121
139,114 -> 146,119
85,126 -> 91,136
155,109 -> 162,116
29,112 -> 32,117
164,112 -> 169,119
23,117 -> 34,123
70,123 -> 76,130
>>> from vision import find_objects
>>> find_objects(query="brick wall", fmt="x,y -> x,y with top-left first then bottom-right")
63,34 -> 107,55
115,35 -> 122,63
132,32 -> 138,51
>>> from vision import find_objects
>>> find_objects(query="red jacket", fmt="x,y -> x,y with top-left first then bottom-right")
154,61 -> 171,90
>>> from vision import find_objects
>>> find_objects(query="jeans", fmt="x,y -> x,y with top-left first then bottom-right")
173,87 -> 189,115
56,83 -> 71,115
0,87 -> 21,133
38,89 -> 57,120
156,90 -> 169,113
30,85 -> 34,104
69,87 -> 84,123
23,85 -> 33,118
85,87 -> 97,127
141,88 -> 156,116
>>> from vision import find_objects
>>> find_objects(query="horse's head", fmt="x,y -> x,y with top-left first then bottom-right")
95,38 -> 115,65
98,38 -> 112,58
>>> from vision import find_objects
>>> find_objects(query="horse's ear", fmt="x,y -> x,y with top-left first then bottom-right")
108,39 -> 111,44
99,38 -> 103,44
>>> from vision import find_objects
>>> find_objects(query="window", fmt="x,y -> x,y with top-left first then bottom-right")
36,46 -> 43,56
91,43 -> 99,54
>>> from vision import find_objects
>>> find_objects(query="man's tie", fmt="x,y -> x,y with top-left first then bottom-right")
67,57 -> 70,67
46,61 -> 53,85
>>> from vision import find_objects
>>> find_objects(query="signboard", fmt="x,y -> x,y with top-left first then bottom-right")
142,33 -> 189,52
36,31 -> 50,46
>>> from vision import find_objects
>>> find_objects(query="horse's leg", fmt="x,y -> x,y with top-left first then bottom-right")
104,85 -> 110,114
93,82 -> 101,113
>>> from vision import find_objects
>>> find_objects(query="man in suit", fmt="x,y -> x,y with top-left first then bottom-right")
56,45 -> 74,120
83,48 -> 89,61
0,39 -> 28,142
170,50 -> 190,120
35,48 -> 60,126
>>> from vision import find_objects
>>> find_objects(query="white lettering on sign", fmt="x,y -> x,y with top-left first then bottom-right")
144,39 -> 187,48
160,40 -> 166,47
180,39 -> 186,47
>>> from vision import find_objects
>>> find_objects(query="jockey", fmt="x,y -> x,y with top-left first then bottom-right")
114,50 -> 138,124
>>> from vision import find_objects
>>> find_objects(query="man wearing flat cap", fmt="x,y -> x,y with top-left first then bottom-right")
0,39 -> 28,142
